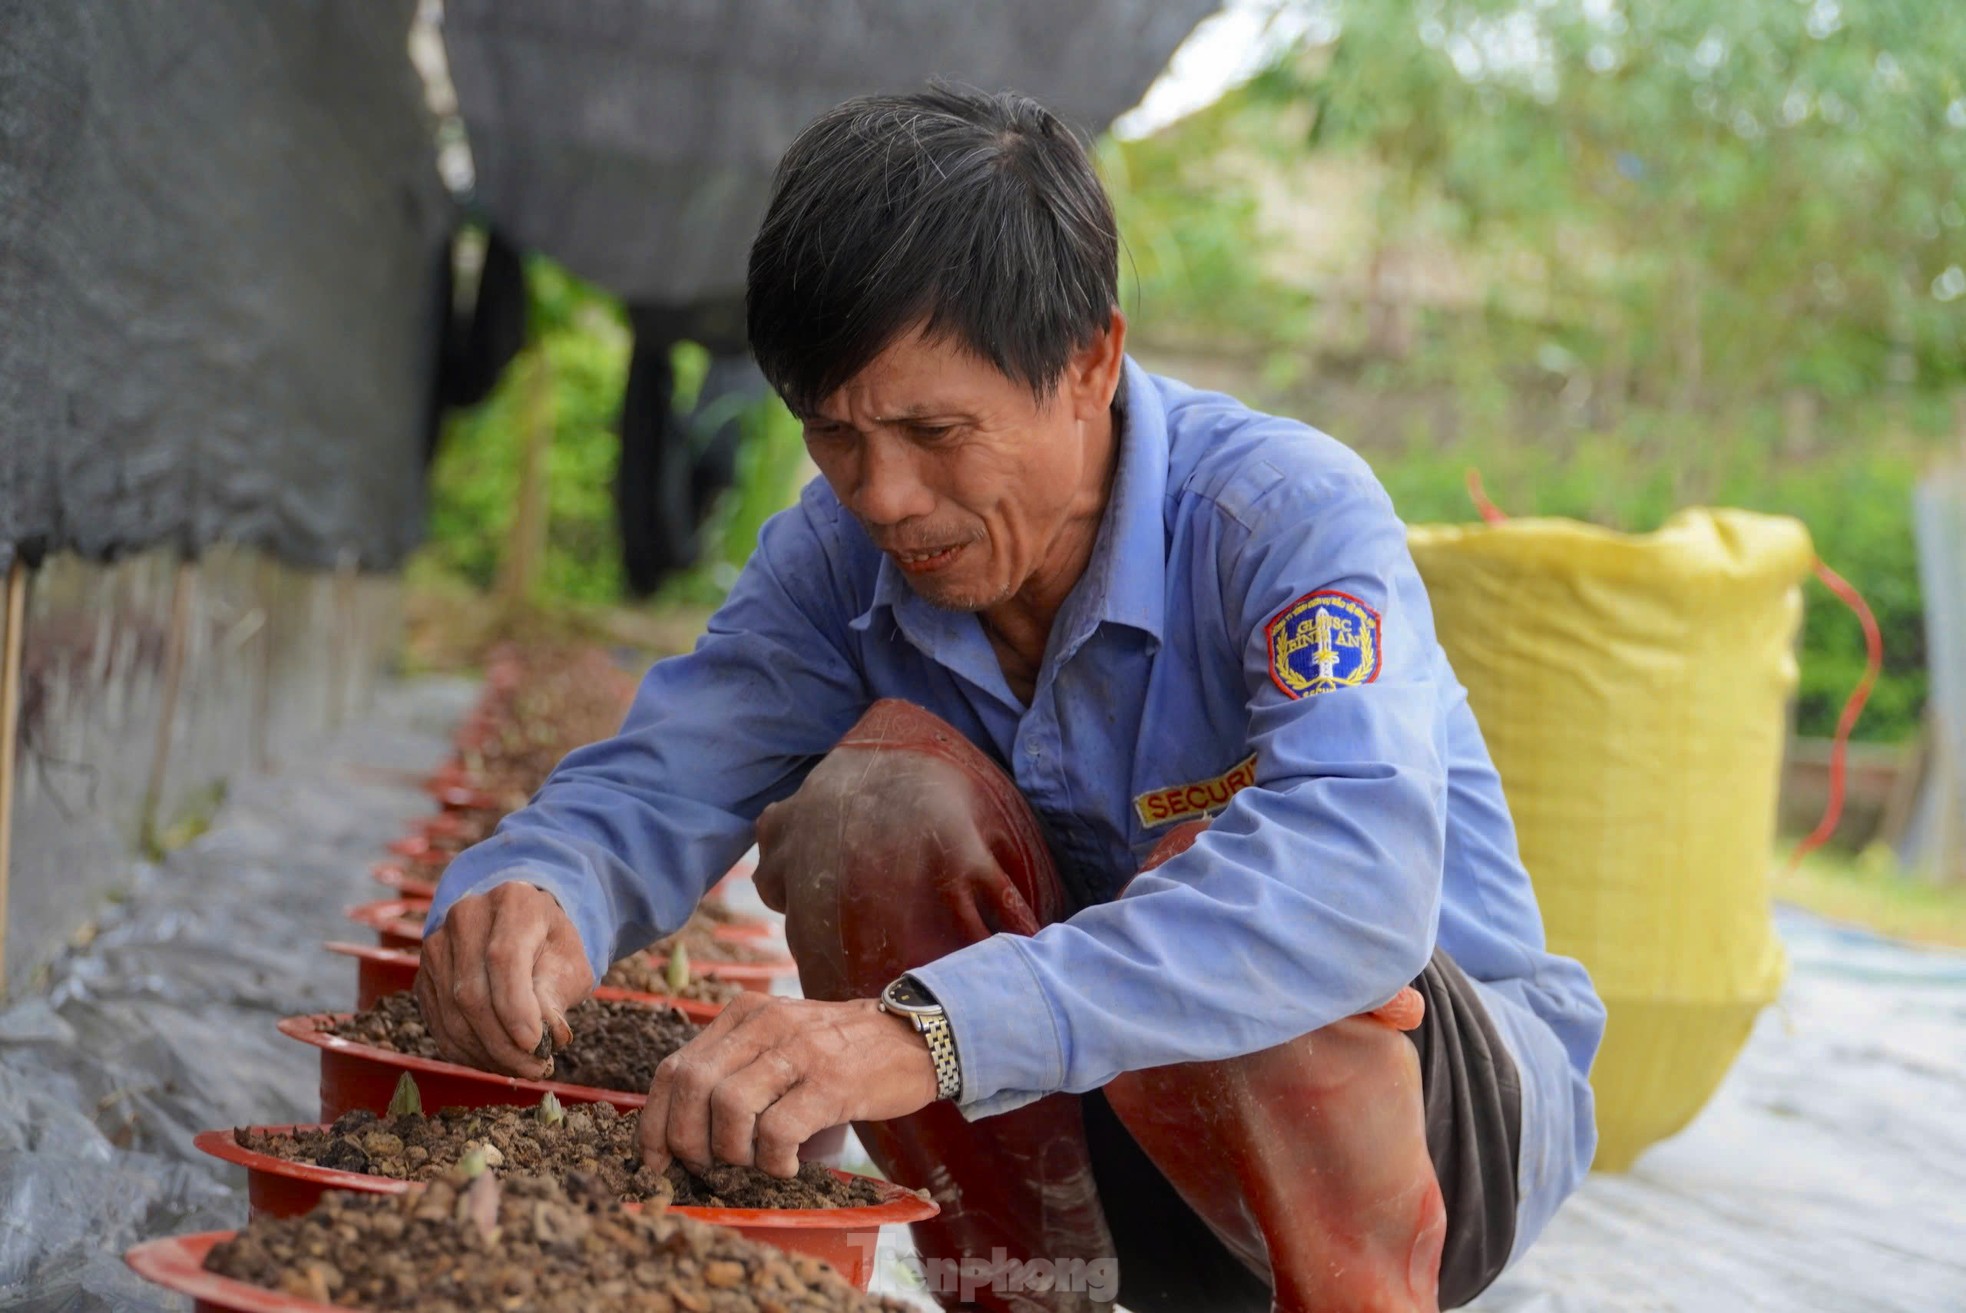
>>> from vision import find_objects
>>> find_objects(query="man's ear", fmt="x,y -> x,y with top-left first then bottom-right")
1068,310 -> 1128,420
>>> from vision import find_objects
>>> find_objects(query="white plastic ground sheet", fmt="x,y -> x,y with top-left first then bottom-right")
0,677 -> 477,1311
1,672 -> 1959,1310
1468,908 -> 1966,1313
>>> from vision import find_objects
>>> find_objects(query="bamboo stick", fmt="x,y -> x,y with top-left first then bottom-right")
139,559 -> 195,858
0,556 -> 30,987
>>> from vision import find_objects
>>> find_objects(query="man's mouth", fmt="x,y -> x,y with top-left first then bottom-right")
891,543 -> 964,575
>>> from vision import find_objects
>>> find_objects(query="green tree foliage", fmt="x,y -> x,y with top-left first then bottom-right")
1104,0 -> 1964,742
1284,0 -> 1966,402
423,258 -> 633,604
422,256 -> 808,608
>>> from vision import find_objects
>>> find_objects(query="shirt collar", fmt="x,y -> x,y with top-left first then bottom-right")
850,356 -> 1168,656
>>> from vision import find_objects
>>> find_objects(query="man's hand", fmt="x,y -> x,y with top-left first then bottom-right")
640,993 -> 939,1179
415,882 -> 595,1079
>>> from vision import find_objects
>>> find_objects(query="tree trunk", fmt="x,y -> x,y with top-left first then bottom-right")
498,345 -> 555,606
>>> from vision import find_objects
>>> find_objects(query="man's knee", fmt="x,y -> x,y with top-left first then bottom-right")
756,728 -> 1001,918
754,700 -> 1064,999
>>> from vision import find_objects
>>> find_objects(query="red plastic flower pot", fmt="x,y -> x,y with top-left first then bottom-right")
416,812 -> 468,842
379,858 -> 762,910
321,942 -> 727,1023
706,860 -> 756,900
381,835 -> 454,873
353,900 -> 793,987
277,1013 -> 849,1167
192,1126 -> 411,1218
343,898 -> 429,952
422,760 -> 476,793
277,1012 -> 650,1123
641,951 -> 796,993
676,1170 -> 931,1288
126,1232 -> 320,1313
324,940 -> 420,1007
189,1126 -> 935,1287
368,861 -> 436,901
428,781 -> 507,812
704,913 -> 778,941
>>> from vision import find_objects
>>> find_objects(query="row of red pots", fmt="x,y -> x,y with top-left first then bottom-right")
130,655 -> 924,1310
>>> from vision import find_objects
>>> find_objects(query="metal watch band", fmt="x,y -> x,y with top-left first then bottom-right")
881,975 -> 964,1102
915,1009 -> 963,1102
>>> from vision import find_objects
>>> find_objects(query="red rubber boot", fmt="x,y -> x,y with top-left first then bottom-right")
1103,822 -> 1445,1313
755,699 -> 1115,1312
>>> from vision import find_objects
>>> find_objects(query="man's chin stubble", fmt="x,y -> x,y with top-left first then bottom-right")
907,577 -> 1014,614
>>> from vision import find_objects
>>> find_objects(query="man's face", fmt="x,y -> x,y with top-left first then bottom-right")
798,320 -> 1125,613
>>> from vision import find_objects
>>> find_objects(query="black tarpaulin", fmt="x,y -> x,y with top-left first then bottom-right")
0,0 -> 451,574
443,0 -> 1218,304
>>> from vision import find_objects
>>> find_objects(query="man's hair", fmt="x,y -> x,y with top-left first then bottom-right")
746,86 -> 1120,417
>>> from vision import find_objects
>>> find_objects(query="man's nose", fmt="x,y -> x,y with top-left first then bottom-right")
852,432 -> 936,527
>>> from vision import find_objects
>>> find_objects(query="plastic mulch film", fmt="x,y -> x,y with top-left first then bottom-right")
0,678 -> 475,1311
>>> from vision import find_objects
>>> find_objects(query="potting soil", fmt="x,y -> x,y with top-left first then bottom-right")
602,955 -> 747,1003
649,920 -> 787,966
328,993 -> 700,1094
204,1169 -> 911,1312
693,899 -> 753,928
242,1103 -> 883,1208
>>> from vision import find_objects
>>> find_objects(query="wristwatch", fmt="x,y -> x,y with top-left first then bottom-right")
879,974 -> 963,1102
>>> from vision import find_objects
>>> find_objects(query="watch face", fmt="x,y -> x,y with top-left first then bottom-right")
884,975 -> 939,1012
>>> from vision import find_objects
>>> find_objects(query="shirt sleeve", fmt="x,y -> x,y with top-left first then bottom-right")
425,489 -> 869,982
911,467 -> 1448,1116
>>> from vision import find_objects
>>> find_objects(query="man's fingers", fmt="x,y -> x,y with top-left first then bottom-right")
450,963 -> 535,1074
417,922 -> 495,1072
425,898 -> 495,1066
755,1079 -> 844,1179
533,927 -> 594,1049
706,1049 -> 802,1169
662,997 -> 788,1169
640,1061 -> 674,1175
432,887 -> 561,1077
483,907 -> 550,1057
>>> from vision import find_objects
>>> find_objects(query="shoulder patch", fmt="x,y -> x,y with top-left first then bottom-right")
1265,590 -> 1382,699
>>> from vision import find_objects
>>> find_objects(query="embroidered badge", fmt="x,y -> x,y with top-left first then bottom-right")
1266,590 -> 1382,699
1134,754 -> 1259,828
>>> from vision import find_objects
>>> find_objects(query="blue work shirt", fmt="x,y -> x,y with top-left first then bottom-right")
429,359 -> 1605,1262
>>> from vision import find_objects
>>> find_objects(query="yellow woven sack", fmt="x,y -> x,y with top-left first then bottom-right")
1408,508 -> 1816,1171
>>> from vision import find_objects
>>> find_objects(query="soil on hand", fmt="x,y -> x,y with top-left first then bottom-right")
602,955 -> 746,1003
240,1102 -> 882,1209
204,1168 -> 912,1312
327,992 -> 700,1094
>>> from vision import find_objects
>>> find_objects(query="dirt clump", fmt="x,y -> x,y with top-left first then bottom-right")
327,992 -> 699,1094
204,1167 -> 910,1311
240,1101 -> 882,1209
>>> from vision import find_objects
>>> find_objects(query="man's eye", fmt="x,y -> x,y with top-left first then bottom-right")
910,424 -> 956,442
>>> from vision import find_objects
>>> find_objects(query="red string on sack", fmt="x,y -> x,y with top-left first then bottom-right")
1784,560 -> 1883,876
1458,470 -> 1882,874
1465,468 -> 1508,525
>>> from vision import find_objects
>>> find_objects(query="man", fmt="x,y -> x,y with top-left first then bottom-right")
420,87 -> 1604,1312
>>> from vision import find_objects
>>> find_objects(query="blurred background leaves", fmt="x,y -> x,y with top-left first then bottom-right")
415,0 -> 1964,744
